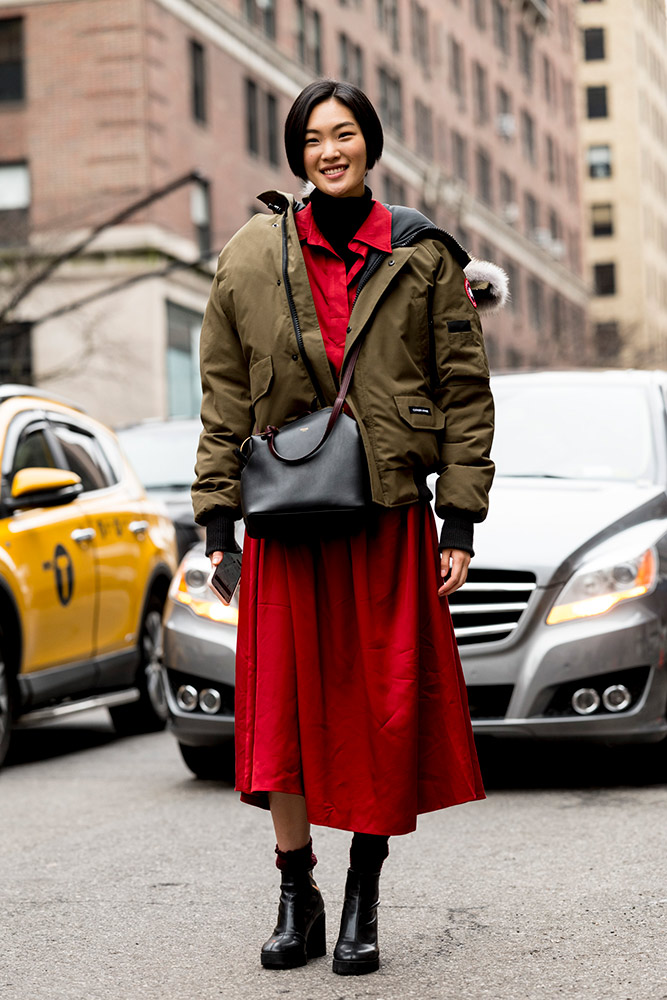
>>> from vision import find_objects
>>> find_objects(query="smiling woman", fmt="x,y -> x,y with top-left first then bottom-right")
192,78 -> 501,978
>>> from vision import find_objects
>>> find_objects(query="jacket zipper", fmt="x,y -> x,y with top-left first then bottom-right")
281,212 -> 327,408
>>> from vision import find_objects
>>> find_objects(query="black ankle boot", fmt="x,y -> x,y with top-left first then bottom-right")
261,870 -> 326,969
332,869 -> 380,976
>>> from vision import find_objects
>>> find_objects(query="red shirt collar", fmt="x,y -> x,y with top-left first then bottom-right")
294,199 -> 393,254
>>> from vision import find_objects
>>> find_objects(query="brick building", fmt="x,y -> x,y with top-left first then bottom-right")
0,0 -> 588,426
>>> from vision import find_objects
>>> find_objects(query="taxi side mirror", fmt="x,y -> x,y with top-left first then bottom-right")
6,468 -> 84,511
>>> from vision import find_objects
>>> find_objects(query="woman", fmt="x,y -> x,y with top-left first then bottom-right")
192,80 -> 505,976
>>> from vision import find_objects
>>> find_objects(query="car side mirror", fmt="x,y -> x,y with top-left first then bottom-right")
7,468 -> 84,510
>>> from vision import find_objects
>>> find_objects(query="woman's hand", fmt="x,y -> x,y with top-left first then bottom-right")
438,549 -> 471,597
210,551 -> 223,567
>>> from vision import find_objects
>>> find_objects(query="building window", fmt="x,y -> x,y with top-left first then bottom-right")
517,25 -> 534,85
243,0 -> 276,38
411,1 -> 430,72
587,144 -> 611,177
190,40 -> 206,123
339,33 -> 364,87
415,99 -> 434,160
0,322 -> 31,382
266,92 -> 279,166
296,0 -> 322,73
378,67 -> 403,136
527,276 -> 543,328
166,302 -> 204,419
499,171 -> 516,221
524,191 -> 538,236
377,0 -> 400,51
448,36 -> 466,104
452,130 -> 468,182
546,135 -> 558,183
492,0 -> 510,54
586,85 -> 608,118
543,55 -> 554,104
583,26 -> 605,60
245,79 -> 280,167
520,109 -> 536,164
0,18 -> 23,102
472,0 -> 486,31
245,78 -> 259,155
384,173 -> 406,204
503,260 -> 520,313
475,148 -> 492,205
0,161 -> 30,245
190,179 -> 211,256
594,262 -> 616,296
473,62 -> 489,123
594,321 -> 620,359
591,203 -> 613,237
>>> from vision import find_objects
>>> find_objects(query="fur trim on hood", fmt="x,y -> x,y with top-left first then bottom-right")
464,259 -> 510,314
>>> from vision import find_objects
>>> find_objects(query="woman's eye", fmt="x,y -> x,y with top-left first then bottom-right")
338,132 -> 353,139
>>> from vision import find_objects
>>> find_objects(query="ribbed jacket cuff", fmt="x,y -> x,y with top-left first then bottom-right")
438,511 -> 474,557
204,512 -> 241,556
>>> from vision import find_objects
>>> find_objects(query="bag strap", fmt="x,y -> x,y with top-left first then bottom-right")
281,212 -> 327,408
266,325 -> 366,465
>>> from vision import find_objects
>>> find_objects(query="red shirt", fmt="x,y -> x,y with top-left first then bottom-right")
294,199 -> 393,374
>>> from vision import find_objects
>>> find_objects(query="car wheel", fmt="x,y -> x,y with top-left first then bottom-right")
178,741 -> 234,781
0,630 -> 13,768
109,594 -> 168,736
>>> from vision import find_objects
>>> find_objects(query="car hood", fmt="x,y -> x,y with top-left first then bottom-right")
467,478 -> 667,586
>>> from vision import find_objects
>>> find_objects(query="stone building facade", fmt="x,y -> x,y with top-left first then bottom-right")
577,0 -> 667,369
0,0 -> 588,426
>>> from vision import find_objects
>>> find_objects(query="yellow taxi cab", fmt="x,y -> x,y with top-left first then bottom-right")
0,385 -> 179,767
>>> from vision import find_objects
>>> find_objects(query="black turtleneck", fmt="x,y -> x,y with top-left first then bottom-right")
309,186 -> 374,270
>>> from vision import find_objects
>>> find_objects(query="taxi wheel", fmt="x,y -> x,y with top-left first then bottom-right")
178,741 -> 235,781
0,634 -> 13,767
109,594 -> 167,736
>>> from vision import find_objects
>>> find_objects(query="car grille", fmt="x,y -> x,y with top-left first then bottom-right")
448,568 -> 537,646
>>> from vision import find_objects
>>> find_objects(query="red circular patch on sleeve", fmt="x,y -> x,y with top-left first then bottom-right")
464,278 -> 477,308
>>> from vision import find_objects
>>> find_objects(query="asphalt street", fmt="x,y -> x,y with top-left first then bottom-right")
1,710 -> 666,1000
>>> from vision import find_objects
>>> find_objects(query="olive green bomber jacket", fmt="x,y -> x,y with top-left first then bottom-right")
192,192 -> 496,543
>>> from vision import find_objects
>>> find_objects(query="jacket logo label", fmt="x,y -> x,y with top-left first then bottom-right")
409,406 -> 431,415
447,320 -> 472,333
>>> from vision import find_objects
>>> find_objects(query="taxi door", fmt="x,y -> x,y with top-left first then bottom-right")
2,416 -> 96,674
46,419 -> 154,659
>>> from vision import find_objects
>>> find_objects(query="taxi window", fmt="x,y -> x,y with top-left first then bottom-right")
11,427 -> 58,478
51,424 -> 112,493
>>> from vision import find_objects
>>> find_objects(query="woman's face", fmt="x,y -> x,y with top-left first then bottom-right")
303,98 -> 367,198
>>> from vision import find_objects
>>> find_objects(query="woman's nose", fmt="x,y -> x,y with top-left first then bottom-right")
321,138 -> 340,159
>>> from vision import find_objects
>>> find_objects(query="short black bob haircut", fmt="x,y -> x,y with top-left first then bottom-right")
284,79 -> 384,181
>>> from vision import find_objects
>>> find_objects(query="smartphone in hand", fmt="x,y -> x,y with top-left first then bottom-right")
208,551 -> 243,605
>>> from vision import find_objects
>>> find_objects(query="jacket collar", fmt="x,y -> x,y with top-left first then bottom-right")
257,190 -> 469,266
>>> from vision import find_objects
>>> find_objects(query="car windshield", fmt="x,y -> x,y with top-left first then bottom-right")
491,381 -> 658,483
117,422 -> 200,490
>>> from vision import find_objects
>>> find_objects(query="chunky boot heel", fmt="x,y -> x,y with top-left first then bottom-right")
261,871 -> 326,970
332,869 -> 380,976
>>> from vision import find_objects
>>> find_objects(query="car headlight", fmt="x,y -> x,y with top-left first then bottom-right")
546,546 -> 657,626
168,552 -> 239,626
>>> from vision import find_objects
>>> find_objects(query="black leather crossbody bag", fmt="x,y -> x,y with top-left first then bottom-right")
239,213 -> 370,541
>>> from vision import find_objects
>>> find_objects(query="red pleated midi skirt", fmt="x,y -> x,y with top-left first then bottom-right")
234,501 -> 484,836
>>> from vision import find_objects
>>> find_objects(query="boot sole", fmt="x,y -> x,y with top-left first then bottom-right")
332,957 -> 380,976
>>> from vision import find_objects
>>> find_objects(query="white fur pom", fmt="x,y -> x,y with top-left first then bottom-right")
464,259 -> 510,314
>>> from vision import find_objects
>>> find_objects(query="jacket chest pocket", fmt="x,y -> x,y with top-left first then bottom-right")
394,395 -> 445,430
434,318 -> 490,382
249,355 -> 274,404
